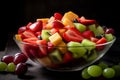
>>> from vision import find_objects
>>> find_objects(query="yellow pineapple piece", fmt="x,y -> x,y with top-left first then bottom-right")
57,41 -> 67,54
62,18 -> 75,27
15,34 -> 22,41
37,57 -> 52,67
49,32 -> 62,46
45,16 -> 55,29
62,11 -> 79,21
59,28 -> 66,36
36,18 -> 49,23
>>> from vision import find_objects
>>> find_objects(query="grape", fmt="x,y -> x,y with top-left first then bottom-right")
0,62 -> 7,71
112,65 -> 120,77
14,52 -> 28,65
15,63 -> 28,75
87,65 -> 102,77
7,62 -> 16,72
105,28 -> 114,34
103,68 -> 115,78
81,68 -> 91,79
1,55 -> 14,64
98,62 -> 108,70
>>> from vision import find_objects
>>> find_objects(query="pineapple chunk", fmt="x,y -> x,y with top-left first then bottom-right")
44,16 -> 55,29
62,18 -> 75,27
36,18 -> 49,23
15,34 -> 22,41
62,11 -> 79,21
57,41 -> 67,54
37,57 -> 52,67
49,32 -> 62,46
59,28 -> 66,36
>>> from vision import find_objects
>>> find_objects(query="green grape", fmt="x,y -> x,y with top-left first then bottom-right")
98,62 -> 108,70
81,68 -> 91,79
103,68 -> 115,79
7,62 -> 16,72
87,65 -> 102,77
112,65 -> 120,77
0,62 -> 7,71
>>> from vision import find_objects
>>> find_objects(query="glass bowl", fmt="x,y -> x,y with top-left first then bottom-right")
13,36 -> 116,72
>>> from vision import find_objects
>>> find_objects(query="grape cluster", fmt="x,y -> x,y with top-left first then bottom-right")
81,61 -> 120,79
0,52 -> 28,75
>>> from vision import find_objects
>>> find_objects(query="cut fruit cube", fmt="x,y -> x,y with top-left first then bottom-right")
62,18 -> 75,27
62,11 -> 79,21
67,42 -> 87,58
37,40 -> 47,57
97,26 -> 104,34
57,41 -> 67,54
36,18 -> 49,23
41,30 -> 51,42
96,37 -> 107,50
49,49 -> 62,64
81,39 -> 96,51
59,28 -> 67,36
15,34 -> 22,41
74,23 -> 87,32
44,16 -> 55,29
63,52 -> 73,63
37,57 -> 52,67
49,32 -> 62,46
105,34 -> 114,42
83,50 -> 97,61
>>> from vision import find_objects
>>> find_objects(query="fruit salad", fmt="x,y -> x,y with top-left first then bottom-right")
14,11 -> 115,70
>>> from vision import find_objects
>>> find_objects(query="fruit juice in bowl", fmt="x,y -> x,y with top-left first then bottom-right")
13,11 -> 116,72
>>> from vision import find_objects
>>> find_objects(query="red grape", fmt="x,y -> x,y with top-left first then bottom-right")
13,52 -> 28,65
105,28 -> 114,34
15,63 -> 28,75
1,55 -> 14,64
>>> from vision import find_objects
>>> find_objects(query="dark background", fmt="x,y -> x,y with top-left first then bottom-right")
0,0 -> 120,51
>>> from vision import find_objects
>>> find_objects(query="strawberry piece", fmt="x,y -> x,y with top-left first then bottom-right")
28,21 -> 43,32
35,31 -> 41,37
96,37 -> 107,44
54,12 -> 63,20
26,22 -> 32,29
90,37 -> 99,43
78,16 -> 96,25
50,28 -> 59,35
82,30 -> 95,39
96,37 -> 107,50
23,37 -> 38,45
21,30 -> 36,39
63,52 -> 73,63
47,41 -> 54,53
18,26 -> 26,34
52,20 -> 64,29
23,44 -> 41,59
37,40 -> 47,57
62,28 -> 84,42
